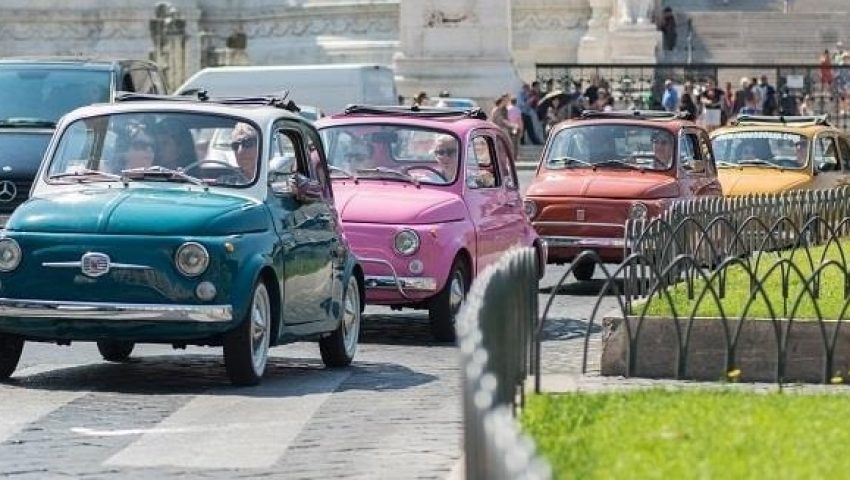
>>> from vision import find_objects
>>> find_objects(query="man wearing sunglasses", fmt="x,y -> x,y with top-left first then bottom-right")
229,122 -> 259,181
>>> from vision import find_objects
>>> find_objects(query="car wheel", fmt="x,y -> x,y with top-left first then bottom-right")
0,334 -> 24,380
571,260 -> 595,281
224,281 -> 271,386
320,276 -> 361,367
428,259 -> 468,342
96,340 -> 135,362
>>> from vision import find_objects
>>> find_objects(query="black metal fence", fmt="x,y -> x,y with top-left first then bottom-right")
457,247 -> 550,480
536,187 -> 850,387
535,63 -> 850,131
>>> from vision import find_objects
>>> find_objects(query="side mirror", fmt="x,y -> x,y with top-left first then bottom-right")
684,159 -> 705,174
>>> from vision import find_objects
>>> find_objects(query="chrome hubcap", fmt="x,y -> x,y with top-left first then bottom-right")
250,284 -> 271,375
342,278 -> 360,357
449,270 -> 465,314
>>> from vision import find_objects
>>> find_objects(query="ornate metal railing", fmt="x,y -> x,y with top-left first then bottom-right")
457,247 -> 550,480
534,63 -> 850,132
536,187 -> 850,388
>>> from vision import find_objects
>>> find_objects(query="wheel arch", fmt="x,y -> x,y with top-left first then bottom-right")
257,266 -> 282,344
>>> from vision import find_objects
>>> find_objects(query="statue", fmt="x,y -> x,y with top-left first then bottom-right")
617,0 -> 656,26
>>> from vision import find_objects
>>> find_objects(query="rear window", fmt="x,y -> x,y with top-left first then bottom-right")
0,67 -> 111,125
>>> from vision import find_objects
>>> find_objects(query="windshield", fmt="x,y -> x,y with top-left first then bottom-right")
712,131 -> 808,169
47,112 -> 261,187
319,125 -> 458,185
0,67 -> 111,124
545,125 -> 674,171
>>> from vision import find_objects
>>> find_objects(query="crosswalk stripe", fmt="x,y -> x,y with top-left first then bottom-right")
103,368 -> 351,469
0,364 -> 87,444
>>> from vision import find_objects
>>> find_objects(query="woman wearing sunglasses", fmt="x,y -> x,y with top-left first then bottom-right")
116,123 -> 155,171
229,122 -> 260,181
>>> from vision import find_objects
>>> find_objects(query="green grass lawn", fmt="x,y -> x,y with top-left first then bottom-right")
522,390 -> 850,479
640,240 -> 850,319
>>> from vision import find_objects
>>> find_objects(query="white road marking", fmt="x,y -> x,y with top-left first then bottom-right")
103,369 -> 351,469
0,364 -> 87,443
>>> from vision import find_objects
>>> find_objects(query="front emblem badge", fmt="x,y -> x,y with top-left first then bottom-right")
576,209 -> 585,222
0,181 -> 16,203
81,252 -> 111,278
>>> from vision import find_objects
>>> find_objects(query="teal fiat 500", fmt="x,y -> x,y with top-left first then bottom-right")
0,95 -> 364,386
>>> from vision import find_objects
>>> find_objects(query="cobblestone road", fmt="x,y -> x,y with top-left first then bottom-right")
0,263 -> 614,479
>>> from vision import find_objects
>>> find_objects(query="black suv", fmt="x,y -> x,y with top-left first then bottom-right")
0,57 -> 168,225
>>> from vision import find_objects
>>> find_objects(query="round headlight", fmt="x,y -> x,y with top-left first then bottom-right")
0,238 -> 21,272
175,242 -> 209,277
523,199 -> 538,219
393,229 -> 420,256
629,202 -> 648,221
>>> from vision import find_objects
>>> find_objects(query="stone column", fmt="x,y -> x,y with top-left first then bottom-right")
150,3 -> 190,89
577,0 -> 613,63
608,0 -> 661,63
393,0 -> 520,109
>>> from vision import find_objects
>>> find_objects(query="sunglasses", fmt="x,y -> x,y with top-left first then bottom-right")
231,136 -> 258,152
434,148 -> 457,156
130,140 -> 154,151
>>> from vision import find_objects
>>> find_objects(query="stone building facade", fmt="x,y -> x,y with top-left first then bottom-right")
0,0 -> 656,103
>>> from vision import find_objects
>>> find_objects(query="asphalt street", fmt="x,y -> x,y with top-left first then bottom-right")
0,258 -> 618,479
0,168 -> 619,479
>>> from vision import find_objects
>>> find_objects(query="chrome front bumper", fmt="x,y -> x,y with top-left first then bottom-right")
0,298 -> 233,323
364,276 -> 438,292
542,235 -> 625,248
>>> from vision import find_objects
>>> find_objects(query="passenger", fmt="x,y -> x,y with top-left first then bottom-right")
794,139 -> 809,166
153,118 -> 197,170
115,122 -> 155,171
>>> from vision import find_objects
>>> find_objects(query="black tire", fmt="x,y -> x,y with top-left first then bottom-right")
224,281 -> 272,386
320,276 -> 361,367
429,258 -> 469,342
0,334 -> 24,380
571,260 -> 595,281
96,340 -> 135,362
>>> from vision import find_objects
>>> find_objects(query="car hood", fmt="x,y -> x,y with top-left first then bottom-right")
525,169 -> 680,199
0,129 -> 53,179
333,182 -> 466,224
718,168 -> 811,196
6,187 -> 269,235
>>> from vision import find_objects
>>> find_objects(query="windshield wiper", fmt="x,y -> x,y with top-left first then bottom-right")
593,159 -> 639,169
328,165 -> 359,182
736,159 -> 779,168
121,166 -> 208,188
549,156 -> 594,168
49,168 -> 123,182
0,117 -> 57,128
355,167 -> 420,186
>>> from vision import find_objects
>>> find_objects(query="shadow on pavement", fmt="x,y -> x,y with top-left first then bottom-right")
539,278 -> 626,297
538,318 -> 602,341
3,354 -> 438,396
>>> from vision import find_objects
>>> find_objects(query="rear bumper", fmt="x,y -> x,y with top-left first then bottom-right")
0,298 -> 232,323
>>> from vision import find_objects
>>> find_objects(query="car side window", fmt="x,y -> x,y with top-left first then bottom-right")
494,135 -> 518,190
815,136 -> 840,172
303,127 -> 333,199
466,136 -> 499,189
120,71 -> 134,92
679,132 -> 704,174
839,138 -> 850,171
269,129 -> 304,185
130,70 -> 155,94
698,132 -> 715,175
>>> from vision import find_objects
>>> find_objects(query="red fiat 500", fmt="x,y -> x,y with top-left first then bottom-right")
524,111 -> 722,280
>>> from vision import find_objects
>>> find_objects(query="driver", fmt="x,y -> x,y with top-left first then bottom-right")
431,134 -> 459,180
230,122 -> 259,180
650,131 -> 673,169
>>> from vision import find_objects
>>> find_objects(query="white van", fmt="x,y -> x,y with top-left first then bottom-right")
175,64 -> 397,115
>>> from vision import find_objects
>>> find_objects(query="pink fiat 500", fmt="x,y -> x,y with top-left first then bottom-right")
316,106 -> 544,341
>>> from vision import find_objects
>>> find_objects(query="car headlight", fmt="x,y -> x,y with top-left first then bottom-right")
524,199 -> 538,219
393,229 -> 420,256
175,242 -> 209,277
0,238 -> 21,272
629,202 -> 648,221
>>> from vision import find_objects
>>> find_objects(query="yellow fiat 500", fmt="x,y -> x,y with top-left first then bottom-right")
710,115 -> 850,195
